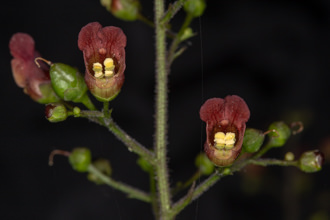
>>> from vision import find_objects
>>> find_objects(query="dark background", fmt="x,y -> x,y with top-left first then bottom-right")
1,0 -> 329,219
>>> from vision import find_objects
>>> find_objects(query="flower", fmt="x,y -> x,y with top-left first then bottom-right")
78,22 -> 127,102
200,95 -> 250,166
9,33 -> 59,103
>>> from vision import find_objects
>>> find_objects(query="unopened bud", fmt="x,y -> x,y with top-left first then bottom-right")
183,0 -> 206,17
299,150 -> 324,173
69,148 -> 92,172
267,121 -> 291,147
242,128 -> 265,153
195,153 -> 215,175
101,0 -> 140,21
45,103 -> 67,122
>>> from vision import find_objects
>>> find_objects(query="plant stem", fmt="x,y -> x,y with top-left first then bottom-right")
172,170 -> 202,195
249,158 -> 299,167
87,164 -> 151,202
103,117 -> 156,164
154,0 -> 172,218
161,0 -> 188,24
103,101 -> 110,118
87,116 -> 155,164
167,13 -> 193,64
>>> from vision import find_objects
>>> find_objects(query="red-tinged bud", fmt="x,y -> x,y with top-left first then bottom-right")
299,150 -> 324,173
45,103 -> 68,123
78,22 -> 127,102
101,0 -> 141,21
9,33 -> 59,104
200,95 -> 250,166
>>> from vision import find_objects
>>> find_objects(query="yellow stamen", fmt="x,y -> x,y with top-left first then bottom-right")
93,62 -> 103,78
214,132 -> 236,150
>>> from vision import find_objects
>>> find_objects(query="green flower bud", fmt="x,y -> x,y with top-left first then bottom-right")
195,153 -> 215,175
45,103 -> 68,122
69,148 -> 92,172
267,121 -> 291,147
299,150 -> 324,173
242,128 -> 265,153
180,28 -> 195,41
49,63 -> 88,103
87,158 -> 112,184
183,0 -> 206,17
137,157 -> 153,173
101,0 -> 140,21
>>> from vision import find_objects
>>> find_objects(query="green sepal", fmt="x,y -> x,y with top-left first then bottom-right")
49,63 -> 88,103
37,83 -> 61,104
183,0 -> 206,17
267,121 -> 291,147
69,148 -> 92,172
242,128 -> 265,153
195,153 -> 214,175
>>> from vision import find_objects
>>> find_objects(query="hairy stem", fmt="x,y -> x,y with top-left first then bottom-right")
88,164 -> 151,202
154,0 -> 172,218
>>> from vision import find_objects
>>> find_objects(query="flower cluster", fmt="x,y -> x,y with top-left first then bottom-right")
9,22 -> 127,104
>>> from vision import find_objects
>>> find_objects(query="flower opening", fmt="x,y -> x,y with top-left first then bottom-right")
200,95 -> 250,166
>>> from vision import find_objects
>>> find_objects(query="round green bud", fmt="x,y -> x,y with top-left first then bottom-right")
87,158 -> 112,184
45,103 -> 68,123
69,148 -> 92,172
49,63 -> 88,103
137,157 -> 153,173
242,128 -> 265,153
183,0 -> 206,17
284,152 -> 295,161
195,153 -> 215,175
73,107 -> 81,117
101,0 -> 140,21
299,150 -> 324,173
267,121 -> 291,147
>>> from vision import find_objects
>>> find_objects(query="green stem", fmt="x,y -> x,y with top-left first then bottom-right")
150,169 -> 160,218
87,164 -> 151,203
78,110 -> 104,117
172,170 -> 202,195
161,0 -> 188,24
103,101 -> 110,118
167,13 -> 194,64
249,158 -> 299,167
81,94 -> 97,110
154,0 -> 172,218
86,116 -> 155,164
137,14 -> 155,28
103,117 -> 155,164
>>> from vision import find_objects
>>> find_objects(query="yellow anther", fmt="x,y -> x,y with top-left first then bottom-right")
93,62 -> 102,72
93,62 -> 103,78
214,132 -> 236,149
104,70 -> 114,77
104,58 -> 115,71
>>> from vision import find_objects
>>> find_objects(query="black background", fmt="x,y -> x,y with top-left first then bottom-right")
1,0 -> 329,219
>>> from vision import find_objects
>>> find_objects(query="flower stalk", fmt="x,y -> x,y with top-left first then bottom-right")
154,0 -> 172,218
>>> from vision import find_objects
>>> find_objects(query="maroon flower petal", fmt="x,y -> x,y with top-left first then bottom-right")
9,33 -> 50,101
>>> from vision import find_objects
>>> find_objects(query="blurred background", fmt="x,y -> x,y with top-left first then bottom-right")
1,0 -> 329,219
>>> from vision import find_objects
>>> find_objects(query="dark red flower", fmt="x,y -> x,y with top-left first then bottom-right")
78,22 -> 127,102
9,33 -> 59,103
200,95 -> 250,166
